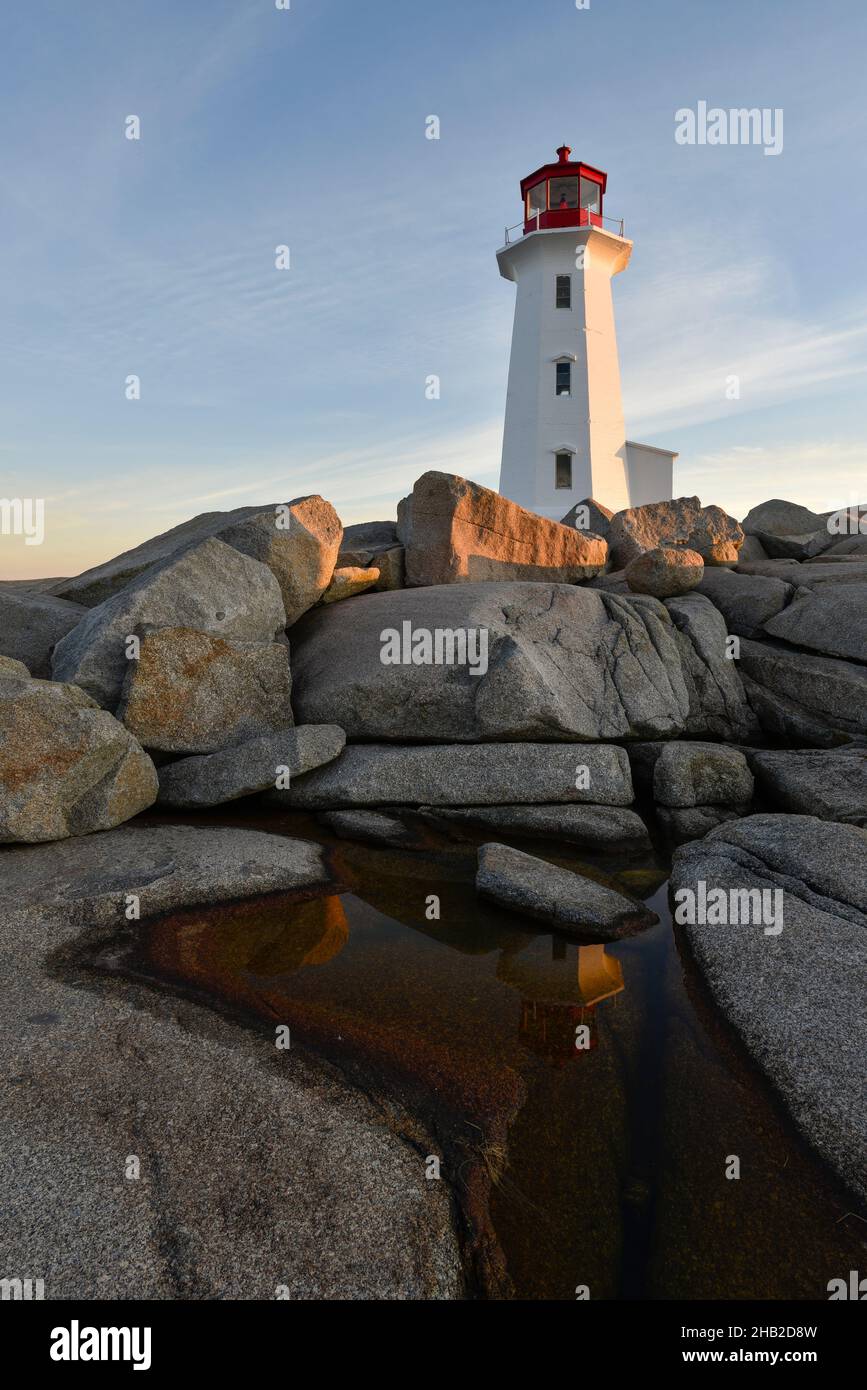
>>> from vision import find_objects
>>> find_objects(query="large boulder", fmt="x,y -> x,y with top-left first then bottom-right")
696,568 -> 793,638
402,472 -> 607,585
740,498 -> 828,537
662,593 -> 760,742
116,627 -> 292,754
476,843 -> 658,940
157,725 -> 345,808
0,588 -> 87,677
290,582 -> 692,743
51,538 -> 286,709
0,674 -> 157,842
748,749 -> 867,826
217,496 -> 343,626
49,497 -> 343,623
625,546 -> 704,598
761,583 -> 867,663
608,496 -> 743,569
280,742 -> 634,809
671,814 -> 867,1204
739,639 -> 867,744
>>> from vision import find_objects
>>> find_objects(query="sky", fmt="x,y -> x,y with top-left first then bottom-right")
1,0 -> 866,579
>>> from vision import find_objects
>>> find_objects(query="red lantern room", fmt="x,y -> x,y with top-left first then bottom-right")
520,144 -> 607,235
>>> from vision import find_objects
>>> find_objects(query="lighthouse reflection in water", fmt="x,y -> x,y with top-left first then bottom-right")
498,937 -> 624,1065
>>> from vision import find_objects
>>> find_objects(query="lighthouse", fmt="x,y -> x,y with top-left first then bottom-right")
497,146 -> 676,520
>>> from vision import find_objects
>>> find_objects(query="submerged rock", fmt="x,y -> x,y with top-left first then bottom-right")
476,842 -> 658,939
402,471 -> 607,586
281,742 -> 634,809
671,814 -> 867,1205
318,809 -> 426,849
0,675 -> 157,843
51,538 -> 286,709
117,626 -> 293,754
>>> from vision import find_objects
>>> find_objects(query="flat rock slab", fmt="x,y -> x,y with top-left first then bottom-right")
419,803 -> 651,849
762,583 -> 867,664
159,726 -> 346,808
736,559 -> 867,588
0,824 -> 460,1298
748,748 -> 867,826
671,814 -> 867,1205
403,471 -> 607,585
283,742 -> 634,809
291,582 -> 696,742
1,824 -> 334,926
476,842 -> 658,940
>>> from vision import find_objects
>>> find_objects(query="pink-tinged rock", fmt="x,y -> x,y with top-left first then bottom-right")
609,496 -> 743,569
625,546 -> 704,598
403,472 -> 607,586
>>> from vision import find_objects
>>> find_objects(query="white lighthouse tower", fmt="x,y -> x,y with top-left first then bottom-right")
497,145 -> 676,520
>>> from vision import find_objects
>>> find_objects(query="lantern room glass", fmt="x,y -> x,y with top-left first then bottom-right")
526,181 -> 546,218
580,177 -> 601,214
550,177 -> 578,209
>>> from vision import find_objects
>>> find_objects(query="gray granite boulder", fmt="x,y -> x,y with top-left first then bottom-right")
318,809 -> 423,849
696,568 -> 793,638
736,559 -> 867,587
0,587 -> 87,677
663,593 -> 760,742
51,538 -> 286,708
339,521 -> 405,591
753,530 -> 832,561
657,804 -> 747,845
761,583 -> 867,663
739,639 -> 867,744
559,497 -> 613,540
740,499 -> 827,537
653,742 -> 754,808
281,742 -> 633,810
49,496 -> 343,624
476,842 -> 658,939
116,627 -> 293,754
158,726 -> 345,808
671,814 -> 867,1204
290,582 -> 694,743
0,675 -> 157,842
748,748 -> 867,826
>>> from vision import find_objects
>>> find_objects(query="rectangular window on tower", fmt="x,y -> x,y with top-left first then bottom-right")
555,275 -> 571,309
555,361 -> 572,396
555,453 -> 573,489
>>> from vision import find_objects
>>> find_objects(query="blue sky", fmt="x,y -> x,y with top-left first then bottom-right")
2,0 -> 866,578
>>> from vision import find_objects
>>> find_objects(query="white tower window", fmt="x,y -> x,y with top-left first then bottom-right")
555,452 -> 573,489
555,361 -> 572,396
555,275 -> 572,308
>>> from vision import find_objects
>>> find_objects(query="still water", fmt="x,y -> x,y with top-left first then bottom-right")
91,807 -> 867,1299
